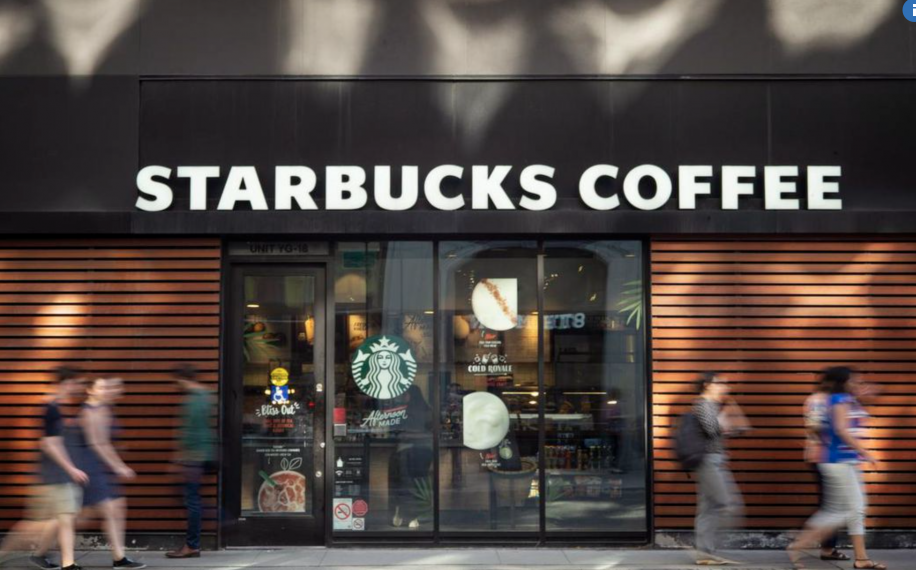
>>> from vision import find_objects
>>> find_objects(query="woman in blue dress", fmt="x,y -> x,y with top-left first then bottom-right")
77,377 -> 145,569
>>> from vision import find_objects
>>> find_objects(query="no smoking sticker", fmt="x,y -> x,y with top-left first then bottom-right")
332,498 -> 352,530
352,518 -> 365,531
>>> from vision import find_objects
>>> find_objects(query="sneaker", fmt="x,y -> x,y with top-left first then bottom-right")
61,565 -> 82,570
29,556 -> 60,570
112,558 -> 146,570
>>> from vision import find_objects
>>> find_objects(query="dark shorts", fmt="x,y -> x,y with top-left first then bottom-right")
82,469 -> 121,506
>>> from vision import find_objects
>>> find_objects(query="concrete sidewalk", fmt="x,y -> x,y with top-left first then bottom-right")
3,548 -> 912,570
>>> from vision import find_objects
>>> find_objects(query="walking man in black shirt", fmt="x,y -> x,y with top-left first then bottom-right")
1,367 -> 89,570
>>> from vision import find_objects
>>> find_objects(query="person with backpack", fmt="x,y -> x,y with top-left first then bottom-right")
787,367 -> 887,570
687,372 -> 750,566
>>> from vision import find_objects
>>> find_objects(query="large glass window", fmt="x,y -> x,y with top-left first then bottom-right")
438,242 -> 539,531
332,242 -> 435,534
543,241 -> 646,532
330,240 -> 646,538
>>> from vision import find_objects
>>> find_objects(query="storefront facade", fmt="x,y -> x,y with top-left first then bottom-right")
1,0 -> 915,550
218,238 -> 647,546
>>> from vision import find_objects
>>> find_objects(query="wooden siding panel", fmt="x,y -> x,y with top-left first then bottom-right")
0,239 -> 221,537
651,239 -> 916,532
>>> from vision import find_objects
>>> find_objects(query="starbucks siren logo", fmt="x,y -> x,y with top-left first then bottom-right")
351,335 -> 417,400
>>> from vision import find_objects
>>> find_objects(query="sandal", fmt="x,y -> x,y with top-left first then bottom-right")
821,549 -> 850,561
854,560 -> 887,570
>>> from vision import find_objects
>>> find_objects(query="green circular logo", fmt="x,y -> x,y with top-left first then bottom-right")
350,335 -> 417,400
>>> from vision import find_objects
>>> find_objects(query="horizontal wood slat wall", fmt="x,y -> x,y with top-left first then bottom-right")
651,239 -> 916,530
0,239 -> 221,534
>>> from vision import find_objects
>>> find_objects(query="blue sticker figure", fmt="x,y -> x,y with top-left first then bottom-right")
271,385 -> 289,404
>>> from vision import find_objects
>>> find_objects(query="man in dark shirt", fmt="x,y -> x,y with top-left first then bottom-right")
0,367 -> 88,570
166,365 -> 215,559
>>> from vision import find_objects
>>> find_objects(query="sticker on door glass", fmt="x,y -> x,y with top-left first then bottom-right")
268,367 -> 291,404
270,367 -> 290,386
471,278 -> 518,331
257,366 -> 301,435
351,335 -> 417,400
258,457 -> 306,513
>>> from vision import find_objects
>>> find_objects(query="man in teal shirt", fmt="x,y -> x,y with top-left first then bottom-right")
166,365 -> 214,559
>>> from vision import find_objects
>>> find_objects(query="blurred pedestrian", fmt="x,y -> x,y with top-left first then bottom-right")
0,367 -> 88,570
388,385 -> 432,530
166,365 -> 215,558
803,375 -> 847,562
788,367 -> 887,570
76,378 -> 144,569
692,372 -> 749,566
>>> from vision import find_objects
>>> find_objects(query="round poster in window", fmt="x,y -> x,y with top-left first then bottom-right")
351,335 -> 418,400
462,392 -> 510,450
258,457 -> 306,513
471,278 -> 518,331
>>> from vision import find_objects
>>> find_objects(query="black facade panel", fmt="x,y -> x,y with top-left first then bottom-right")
2,78 -> 915,234
769,80 -> 916,212
0,76 -> 138,213
128,79 -> 916,234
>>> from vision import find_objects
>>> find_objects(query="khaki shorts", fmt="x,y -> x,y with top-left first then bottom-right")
26,483 -> 83,521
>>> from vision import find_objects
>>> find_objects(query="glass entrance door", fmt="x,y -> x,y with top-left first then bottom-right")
224,266 -> 326,546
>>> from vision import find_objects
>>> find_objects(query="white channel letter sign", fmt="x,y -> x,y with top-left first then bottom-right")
135,164 -> 843,212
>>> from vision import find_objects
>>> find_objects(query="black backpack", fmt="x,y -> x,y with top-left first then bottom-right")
674,410 -> 707,471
